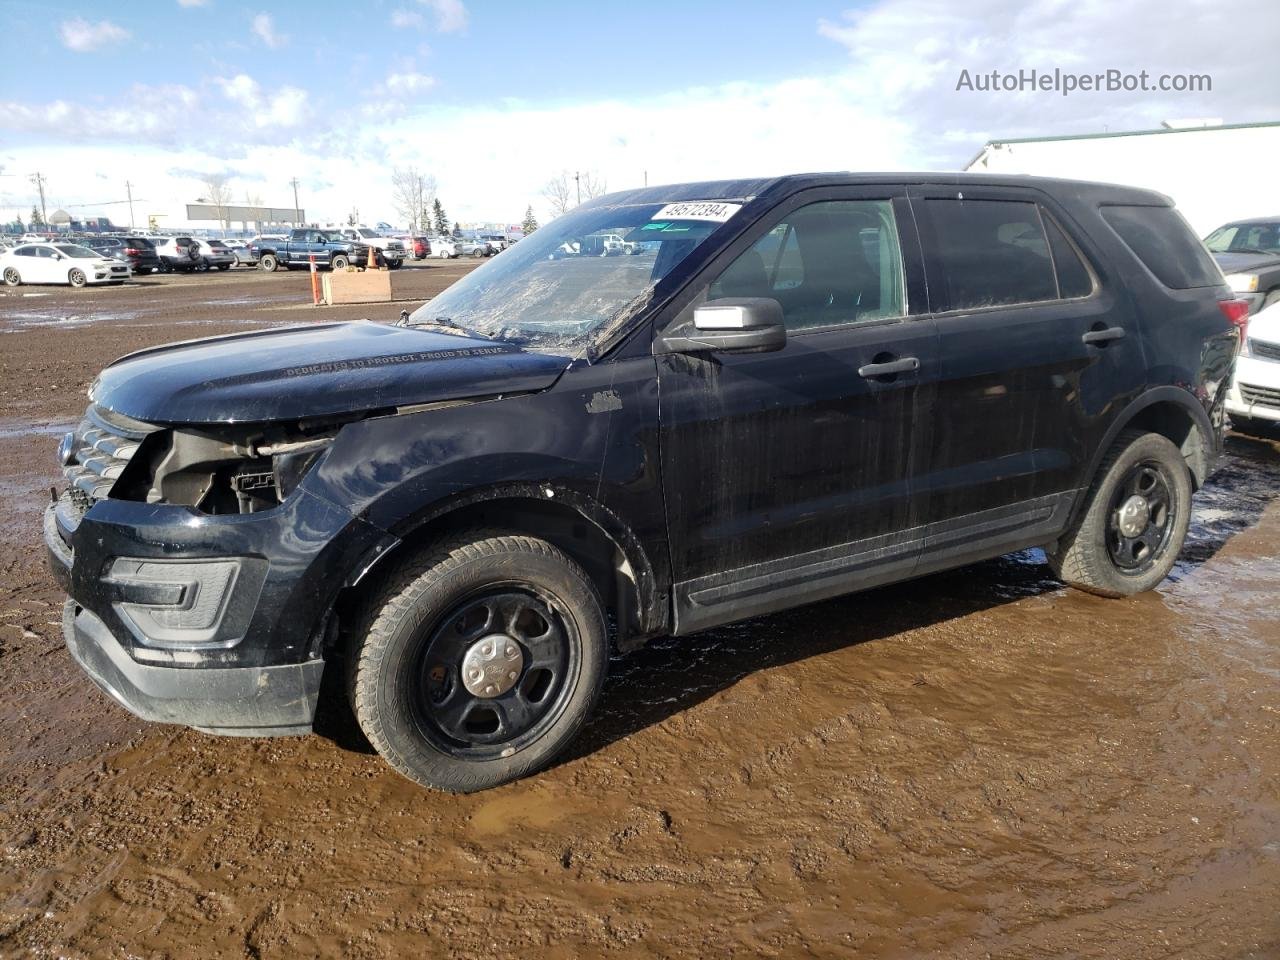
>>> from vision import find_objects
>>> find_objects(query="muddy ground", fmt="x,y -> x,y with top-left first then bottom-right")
0,266 -> 1278,959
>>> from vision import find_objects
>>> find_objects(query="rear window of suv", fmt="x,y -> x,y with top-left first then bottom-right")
1100,205 -> 1222,289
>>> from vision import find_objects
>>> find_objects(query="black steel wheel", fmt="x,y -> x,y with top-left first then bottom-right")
352,533 -> 607,792
1047,429 -> 1192,597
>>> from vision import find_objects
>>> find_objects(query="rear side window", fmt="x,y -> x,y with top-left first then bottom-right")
921,199 -> 1058,310
1043,216 -> 1094,299
1100,205 -> 1222,289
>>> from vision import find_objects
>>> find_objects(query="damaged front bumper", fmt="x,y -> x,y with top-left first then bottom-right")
44,487 -> 397,737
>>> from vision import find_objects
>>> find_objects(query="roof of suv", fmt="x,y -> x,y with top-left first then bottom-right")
587,172 -> 1171,209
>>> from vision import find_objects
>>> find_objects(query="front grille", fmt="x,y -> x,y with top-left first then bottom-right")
1250,338 -> 1280,363
1238,382 -> 1280,410
63,405 -> 157,507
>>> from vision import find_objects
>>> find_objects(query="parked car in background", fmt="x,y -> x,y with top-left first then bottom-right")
221,239 -> 259,267
76,236 -> 162,275
481,234 -> 509,253
456,238 -> 494,258
1203,218 -> 1280,313
1225,299 -> 1280,432
1,242 -> 131,287
410,236 -> 430,259
335,227 -> 405,268
431,238 -> 461,259
43,173 -> 1242,793
154,236 -> 202,273
192,239 -> 237,271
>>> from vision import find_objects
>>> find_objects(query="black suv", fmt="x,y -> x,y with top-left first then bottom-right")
78,235 -> 163,275
44,174 -> 1243,792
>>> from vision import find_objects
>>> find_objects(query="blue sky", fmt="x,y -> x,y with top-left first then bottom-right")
0,0 -> 1273,228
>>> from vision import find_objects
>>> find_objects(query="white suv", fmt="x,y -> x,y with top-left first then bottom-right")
1226,300 -> 1280,431
336,228 -> 405,268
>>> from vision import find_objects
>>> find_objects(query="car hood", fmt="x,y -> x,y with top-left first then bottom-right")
1246,301 -> 1280,344
90,321 -> 573,425
1213,251 -> 1280,272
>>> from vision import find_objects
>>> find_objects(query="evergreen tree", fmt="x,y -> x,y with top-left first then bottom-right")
521,205 -> 538,235
30,205 -> 44,227
432,199 -> 447,235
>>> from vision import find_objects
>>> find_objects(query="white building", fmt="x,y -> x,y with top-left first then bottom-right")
965,120 -> 1280,236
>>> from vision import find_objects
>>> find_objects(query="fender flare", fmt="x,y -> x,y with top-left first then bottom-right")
1072,385 -> 1215,523
350,481 -> 667,640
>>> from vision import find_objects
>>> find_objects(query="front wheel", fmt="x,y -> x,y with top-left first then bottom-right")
385,258 -> 401,270
217,263 -> 231,270
68,268 -> 87,288
351,533 -> 608,793
331,254 -> 349,270
2,267 -> 20,286
259,254 -> 278,272
1047,430 -> 1192,597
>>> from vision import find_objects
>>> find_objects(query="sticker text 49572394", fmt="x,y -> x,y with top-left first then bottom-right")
651,202 -> 742,223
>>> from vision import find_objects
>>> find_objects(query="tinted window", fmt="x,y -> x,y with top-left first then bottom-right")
1043,215 -> 1094,299
709,199 -> 905,330
14,246 -> 37,257
923,199 -> 1057,310
1101,205 -> 1222,289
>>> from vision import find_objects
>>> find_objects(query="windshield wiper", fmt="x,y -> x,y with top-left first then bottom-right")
411,316 -> 494,339
1230,247 -> 1277,256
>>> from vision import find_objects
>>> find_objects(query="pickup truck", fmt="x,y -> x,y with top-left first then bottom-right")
335,227 -> 405,268
253,229 -> 375,272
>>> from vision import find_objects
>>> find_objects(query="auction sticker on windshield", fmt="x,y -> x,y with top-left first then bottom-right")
651,201 -> 742,222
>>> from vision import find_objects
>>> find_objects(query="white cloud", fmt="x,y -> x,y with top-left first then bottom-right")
58,17 -> 130,52
385,72 -> 436,97
217,73 -> 308,128
251,12 -> 284,48
418,0 -> 467,33
390,9 -> 424,28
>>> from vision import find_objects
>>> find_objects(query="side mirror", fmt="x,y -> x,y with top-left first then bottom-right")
659,298 -> 787,355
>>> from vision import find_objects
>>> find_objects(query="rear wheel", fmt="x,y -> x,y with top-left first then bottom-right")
351,533 -> 608,792
1047,430 -> 1192,597
2,267 -> 19,286
217,263 -> 231,271
68,268 -> 87,288
260,253 -> 278,272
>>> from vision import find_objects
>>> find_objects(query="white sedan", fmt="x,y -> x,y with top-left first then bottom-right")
1227,299 -> 1280,431
1,242 -> 131,287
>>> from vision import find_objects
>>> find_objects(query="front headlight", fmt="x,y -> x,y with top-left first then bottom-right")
1224,273 -> 1260,293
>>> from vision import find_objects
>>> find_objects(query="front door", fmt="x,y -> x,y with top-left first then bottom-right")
655,189 -> 938,633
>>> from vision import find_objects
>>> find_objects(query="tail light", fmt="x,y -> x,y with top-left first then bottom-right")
1218,298 -> 1250,346
124,247 -> 139,256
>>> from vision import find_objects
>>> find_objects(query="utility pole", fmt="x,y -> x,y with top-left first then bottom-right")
644,170 -> 648,187
125,180 -> 135,229
574,171 -> 581,206
289,178 -> 301,225
29,172 -> 47,225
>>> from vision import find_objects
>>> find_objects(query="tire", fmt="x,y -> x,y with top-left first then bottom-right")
471,249 -> 485,258
260,253 -> 278,272
2,267 -> 19,287
68,268 -> 87,288
331,254 -> 349,270
386,258 -> 402,270
1046,430 -> 1192,597
217,263 -> 231,271
1262,289 -> 1280,310
351,533 -> 608,793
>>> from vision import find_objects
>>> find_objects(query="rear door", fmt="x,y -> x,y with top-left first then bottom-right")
908,185 -> 1145,565
655,187 -> 939,632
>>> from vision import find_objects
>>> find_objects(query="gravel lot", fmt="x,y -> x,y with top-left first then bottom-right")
1,264 -> 1278,958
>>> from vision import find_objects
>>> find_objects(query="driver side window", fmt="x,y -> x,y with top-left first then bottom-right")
708,199 -> 905,331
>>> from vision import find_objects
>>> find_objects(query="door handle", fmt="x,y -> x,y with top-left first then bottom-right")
1082,326 -> 1126,345
858,356 -> 920,379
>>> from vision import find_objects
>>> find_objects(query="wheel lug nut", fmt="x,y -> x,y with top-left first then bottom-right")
508,671 -> 517,680
484,684 -> 495,695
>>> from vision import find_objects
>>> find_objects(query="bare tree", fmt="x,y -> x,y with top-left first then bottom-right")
201,173 -> 234,231
579,170 -> 607,201
541,172 -> 574,217
347,207 -> 360,227
391,167 -> 436,232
